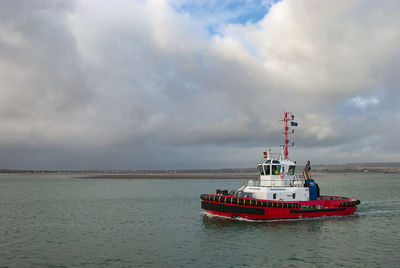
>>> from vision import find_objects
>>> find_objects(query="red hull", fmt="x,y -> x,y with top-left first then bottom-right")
201,194 -> 359,220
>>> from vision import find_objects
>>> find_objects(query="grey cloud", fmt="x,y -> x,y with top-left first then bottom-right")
0,0 -> 91,148
0,0 -> 399,169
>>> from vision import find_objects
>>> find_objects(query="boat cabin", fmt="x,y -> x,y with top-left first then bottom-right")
257,157 -> 297,187
235,149 -> 310,201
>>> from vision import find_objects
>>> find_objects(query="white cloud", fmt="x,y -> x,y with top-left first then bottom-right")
350,96 -> 379,111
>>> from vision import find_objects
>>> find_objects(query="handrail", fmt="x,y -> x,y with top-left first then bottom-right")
241,174 -> 304,188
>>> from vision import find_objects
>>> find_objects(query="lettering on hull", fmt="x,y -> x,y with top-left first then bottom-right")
289,208 -> 346,213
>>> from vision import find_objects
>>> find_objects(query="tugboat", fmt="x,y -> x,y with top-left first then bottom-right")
200,112 -> 360,220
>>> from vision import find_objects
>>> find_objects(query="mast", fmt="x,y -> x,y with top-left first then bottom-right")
280,112 -> 298,160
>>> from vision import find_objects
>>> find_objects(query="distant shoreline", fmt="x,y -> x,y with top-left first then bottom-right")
1,162 -> 399,178
80,173 -> 258,180
79,169 -> 399,179
0,170 -> 398,180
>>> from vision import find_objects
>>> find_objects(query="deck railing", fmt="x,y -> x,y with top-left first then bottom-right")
241,174 -> 304,188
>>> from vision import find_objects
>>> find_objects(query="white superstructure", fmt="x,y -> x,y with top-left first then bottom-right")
236,148 -> 309,202
234,112 -> 311,202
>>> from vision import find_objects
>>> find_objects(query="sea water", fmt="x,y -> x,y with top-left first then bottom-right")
0,173 -> 399,267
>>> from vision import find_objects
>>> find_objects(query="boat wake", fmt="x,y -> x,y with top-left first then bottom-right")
356,209 -> 400,216
356,200 -> 400,216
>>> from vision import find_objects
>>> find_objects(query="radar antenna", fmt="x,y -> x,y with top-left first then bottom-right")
280,112 -> 298,160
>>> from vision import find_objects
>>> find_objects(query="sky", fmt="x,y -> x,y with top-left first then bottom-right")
0,0 -> 399,170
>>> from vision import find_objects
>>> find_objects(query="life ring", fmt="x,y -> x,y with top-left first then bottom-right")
278,198 -> 283,201
280,172 -> 284,179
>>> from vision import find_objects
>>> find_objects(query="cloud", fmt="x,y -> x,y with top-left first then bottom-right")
0,0 -> 91,148
349,96 -> 379,111
0,0 -> 399,169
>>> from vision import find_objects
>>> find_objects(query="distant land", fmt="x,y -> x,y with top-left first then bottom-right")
0,162 -> 399,179
311,162 -> 400,174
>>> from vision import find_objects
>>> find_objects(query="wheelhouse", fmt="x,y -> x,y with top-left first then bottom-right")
257,159 -> 296,177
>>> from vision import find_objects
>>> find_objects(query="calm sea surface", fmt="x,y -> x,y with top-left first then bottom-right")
0,173 -> 399,267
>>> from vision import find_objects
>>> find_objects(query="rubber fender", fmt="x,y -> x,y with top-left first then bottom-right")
200,194 -> 208,201
340,200 -> 361,206
200,194 -> 301,209
268,202 -> 300,209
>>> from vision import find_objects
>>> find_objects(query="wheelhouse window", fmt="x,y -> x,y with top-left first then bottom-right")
272,165 -> 281,175
258,165 -> 265,175
264,165 -> 271,175
259,165 -> 271,175
288,166 -> 296,175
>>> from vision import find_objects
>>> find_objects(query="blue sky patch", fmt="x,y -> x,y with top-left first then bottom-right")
172,0 -> 281,36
